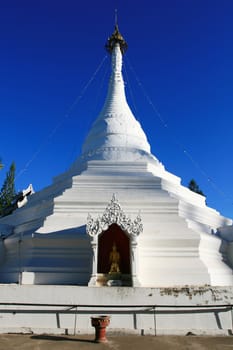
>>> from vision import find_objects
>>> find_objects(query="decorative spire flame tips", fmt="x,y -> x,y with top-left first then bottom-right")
105,13 -> 128,54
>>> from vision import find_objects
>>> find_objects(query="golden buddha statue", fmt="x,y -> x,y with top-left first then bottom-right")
109,242 -> 121,274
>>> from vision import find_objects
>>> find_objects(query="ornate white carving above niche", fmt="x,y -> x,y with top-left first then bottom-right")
86,194 -> 143,238
86,194 -> 142,287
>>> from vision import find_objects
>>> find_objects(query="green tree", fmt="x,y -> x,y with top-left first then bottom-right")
188,179 -> 204,196
0,162 -> 16,216
0,159 -> 3,170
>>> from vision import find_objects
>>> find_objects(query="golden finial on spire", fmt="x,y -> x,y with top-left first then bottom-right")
105,10 -> 128,54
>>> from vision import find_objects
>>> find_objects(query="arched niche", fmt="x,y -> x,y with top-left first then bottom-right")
98,223 -> 130,274
86,195 -> 142,287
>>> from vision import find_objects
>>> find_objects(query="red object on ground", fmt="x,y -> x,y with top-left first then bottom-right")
91,315 -> 110,343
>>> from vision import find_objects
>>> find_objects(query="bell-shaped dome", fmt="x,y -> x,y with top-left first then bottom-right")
81,29 -> 154,162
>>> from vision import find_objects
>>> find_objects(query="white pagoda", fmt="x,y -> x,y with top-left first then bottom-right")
0,24 -> 232,288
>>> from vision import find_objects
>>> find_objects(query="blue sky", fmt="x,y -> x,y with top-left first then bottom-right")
1,0 -> 233,218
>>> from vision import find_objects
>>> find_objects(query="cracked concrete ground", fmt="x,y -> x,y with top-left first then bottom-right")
0,334 -> 232,350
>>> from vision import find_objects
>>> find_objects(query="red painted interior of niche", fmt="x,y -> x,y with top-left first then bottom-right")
97,224 -> 131,274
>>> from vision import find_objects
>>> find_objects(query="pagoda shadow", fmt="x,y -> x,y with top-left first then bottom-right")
31,334 -> 95,343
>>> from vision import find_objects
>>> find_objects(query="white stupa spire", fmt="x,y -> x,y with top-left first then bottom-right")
81,25 -> 155,162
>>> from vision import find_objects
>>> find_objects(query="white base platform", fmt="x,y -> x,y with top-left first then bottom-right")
0,285 -> 232,335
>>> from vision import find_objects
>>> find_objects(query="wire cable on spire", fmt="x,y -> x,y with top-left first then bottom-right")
123,64 -> 138,116
16,55 -> 107,180
124,55 -> 233,207
66,59 -> 109,168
